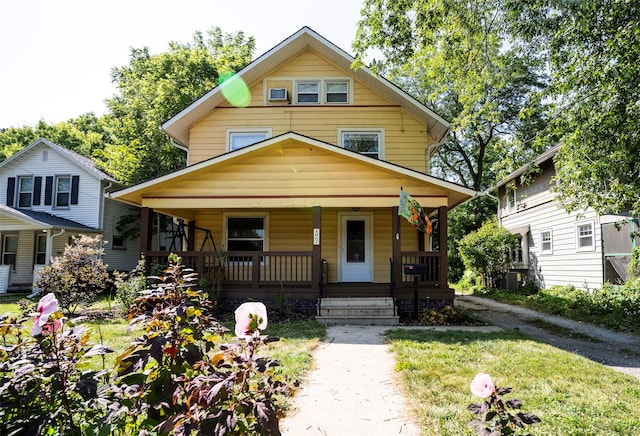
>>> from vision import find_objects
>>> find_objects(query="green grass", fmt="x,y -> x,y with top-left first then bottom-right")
387,328 -> 640,435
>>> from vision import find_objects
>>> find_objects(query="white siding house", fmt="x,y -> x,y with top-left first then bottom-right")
490,145 -> 636,290
0,138 -> 142,291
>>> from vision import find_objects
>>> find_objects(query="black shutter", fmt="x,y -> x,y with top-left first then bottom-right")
44,176 -> 53,205
71,175 -> 79,205
33,176 -> 42,205
6,177 -> 15,206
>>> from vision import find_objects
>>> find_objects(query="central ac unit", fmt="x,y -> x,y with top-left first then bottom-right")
268,88 -> 288,101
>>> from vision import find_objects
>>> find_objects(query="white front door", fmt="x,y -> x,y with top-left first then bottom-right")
340,215 -> 372,282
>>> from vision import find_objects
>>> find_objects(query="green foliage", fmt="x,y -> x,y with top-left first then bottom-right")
103,254 -> 293,435
629,246 -> 640,280
506,0 -> 640,216
418,305 -> 483,326
35,235 -> 110,315
0,310 -> 113,435
458,220 -> 518,288
113,258 -> 147,311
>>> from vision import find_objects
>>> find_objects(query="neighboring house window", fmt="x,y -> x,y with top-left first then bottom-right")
540,230 -> 553,254
35,234 -> 47,264
2,234 -> 18,270
506,188 -> 517,213
112,235 -> 127,250
227,129 -> 272,151
226,216 -> 267,263
325,80 -> 349,103
55,175 -> 71,208
296,80 -> 320,103
339,129 -> 383,159
576,221 -> 595,251
17,176 -> 33,208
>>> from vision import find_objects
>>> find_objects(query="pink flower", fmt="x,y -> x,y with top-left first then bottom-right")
31,293 -> 61,336
234,302 -> 268,338
470,373 -> 496,398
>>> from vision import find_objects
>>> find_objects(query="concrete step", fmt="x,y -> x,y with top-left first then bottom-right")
316,297 -> 399,326
320,307 -> 395,316
320,297 -> 395,308
316,315 -> 400,326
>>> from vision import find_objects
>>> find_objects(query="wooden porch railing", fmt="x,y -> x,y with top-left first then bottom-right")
145,250 -> 314,288
400,251 -> 440,286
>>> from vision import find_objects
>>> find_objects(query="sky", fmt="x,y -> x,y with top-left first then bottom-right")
0,0 -> 365,129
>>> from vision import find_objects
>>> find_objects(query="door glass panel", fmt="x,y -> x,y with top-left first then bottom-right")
346,220 -> 365,263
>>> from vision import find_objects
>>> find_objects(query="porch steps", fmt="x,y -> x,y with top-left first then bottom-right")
316,297 -> 399,326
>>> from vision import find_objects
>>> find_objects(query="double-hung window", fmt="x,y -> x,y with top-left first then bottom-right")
296,80 -> 320,104
2,235 -> 18,270
17,176 -> 33,208
227,216 -> 267,263
294,79 -> 350,104
228,129 -> 271,151
339,129 -> 383,159
576,221 -> 595,251
325,81 -> 349,103
35,234 -> 47,264
540,230 -> 553,254
506,188 -> 517,213
55,175 -> 71,208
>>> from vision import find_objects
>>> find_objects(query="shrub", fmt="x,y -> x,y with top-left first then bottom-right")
418,305 -> 484,326
113,258 -> 147,311
628,246 -> 640,280
458,219 -> 518,289
35,234 -> 110,315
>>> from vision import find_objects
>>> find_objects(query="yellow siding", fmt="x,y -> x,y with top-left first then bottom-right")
188,48 -> 431,173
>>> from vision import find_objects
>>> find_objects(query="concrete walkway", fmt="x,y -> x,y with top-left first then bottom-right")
279,325 -> 421,435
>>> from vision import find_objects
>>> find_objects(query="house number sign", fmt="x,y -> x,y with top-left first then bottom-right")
313,228 -> 320,245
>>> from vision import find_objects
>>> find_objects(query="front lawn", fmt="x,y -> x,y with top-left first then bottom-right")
388,328 -> 640,435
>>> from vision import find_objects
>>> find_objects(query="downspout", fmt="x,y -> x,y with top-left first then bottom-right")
101,182 -> 113,232
46,228 -> 66,265
170,139 -> 189,165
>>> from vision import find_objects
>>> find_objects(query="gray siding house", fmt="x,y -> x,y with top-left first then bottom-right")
490,145 -> 637,290
0,138 -> 142,292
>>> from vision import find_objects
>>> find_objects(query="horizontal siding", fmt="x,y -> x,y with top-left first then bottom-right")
13,230 -> 34,284
101,198 -> 141,272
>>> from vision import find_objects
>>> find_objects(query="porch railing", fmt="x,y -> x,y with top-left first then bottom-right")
145,250 -> 313,287
400,251 -> 440,286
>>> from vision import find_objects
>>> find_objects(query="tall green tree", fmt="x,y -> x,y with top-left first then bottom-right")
97,28 -> 255,185
507,0 -> 640,216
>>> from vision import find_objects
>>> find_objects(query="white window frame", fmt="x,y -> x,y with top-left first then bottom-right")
338,128 -> 385,160
17,176 -> 33,208
295,80 -> 320,104
539,229 -> 553,254
575,220 -> 595,252
226,128 -> 272,152
54,175 -> 71,208
2,234 -> 18,270
506,188 -> 517,213
324,80 -> 350,104
35,233 -> 47,264
224,213 -> 269,265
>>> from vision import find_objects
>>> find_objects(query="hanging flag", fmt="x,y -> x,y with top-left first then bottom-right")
398,189 -> 432,234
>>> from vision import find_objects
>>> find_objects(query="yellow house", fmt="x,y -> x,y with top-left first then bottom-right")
111,27 -> 476,319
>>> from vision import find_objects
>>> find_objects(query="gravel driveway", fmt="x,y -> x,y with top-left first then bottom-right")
455,294 -> 640,380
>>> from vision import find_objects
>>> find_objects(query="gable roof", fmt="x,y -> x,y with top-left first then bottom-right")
0,204 -> 98,231
0,137 -> 118,184
111,132 -> 476,212
162,26 -> 450,146
486,144 -> 561,193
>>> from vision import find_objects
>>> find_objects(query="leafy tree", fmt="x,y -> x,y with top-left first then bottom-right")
353,0 -> 549,191
98,27 -> 255,185
458,219 -> 518,288
35,235 -> 110,315
506,0 -> 640,216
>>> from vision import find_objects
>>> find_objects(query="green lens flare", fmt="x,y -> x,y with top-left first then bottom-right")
219,72 -> 250,108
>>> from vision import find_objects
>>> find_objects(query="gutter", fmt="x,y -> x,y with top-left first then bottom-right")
170,138 -> 190,165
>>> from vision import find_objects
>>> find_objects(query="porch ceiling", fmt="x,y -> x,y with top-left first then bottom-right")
111,133 -> 476,219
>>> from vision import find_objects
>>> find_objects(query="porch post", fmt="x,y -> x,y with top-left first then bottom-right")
187,220 -> 196,251
311,206 -> 322,290
438,206 -> 449,289
141,207 -> 153,255
392,206 -> 402,288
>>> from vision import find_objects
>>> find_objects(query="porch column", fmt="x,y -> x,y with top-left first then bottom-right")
392,206 -> 402,288
311,206 -> 322,290
141,207 -> 153,255
438,206 -> 449,289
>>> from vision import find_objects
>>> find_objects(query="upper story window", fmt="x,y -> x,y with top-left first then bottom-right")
339,129 -> 383,159
576,221 -> 595,251
506,188 -> 517,213
296,81 -> 320,104
325,81 -> 349,103
17,176 -> 33,208
540,230 -> 552,254
227,128 -> 272,151
55,175 -> 71,208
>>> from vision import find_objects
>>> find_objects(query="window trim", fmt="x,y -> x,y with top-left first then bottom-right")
295,80 -> 320,104
506,188 -> 517,213
226,128 -> 272,152
539,229 -> 553,255
324,80 -> 350,104
223,212 -> 269,265
338,128 -> 385,160
54,175 -> 72,209
2,234 -> 18,270
35,233 -> 47,265
17,175 -> 34,208
575,220 -> 596,252
292,78 -> 353,105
